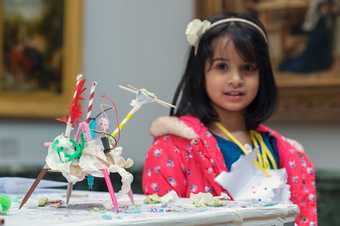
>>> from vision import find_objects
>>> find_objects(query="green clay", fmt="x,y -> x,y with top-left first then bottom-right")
0,195 -> 11,215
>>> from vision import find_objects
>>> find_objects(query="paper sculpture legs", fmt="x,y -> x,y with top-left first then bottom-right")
102,168 -> 119,211
66,182 -> 73,205
19,168 -> 48,209
128,190 -> 135,205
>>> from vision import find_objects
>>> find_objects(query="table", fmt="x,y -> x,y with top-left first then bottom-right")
3,190 -> 298,226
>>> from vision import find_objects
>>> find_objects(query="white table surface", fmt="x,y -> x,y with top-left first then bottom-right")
3,189 -> 298,226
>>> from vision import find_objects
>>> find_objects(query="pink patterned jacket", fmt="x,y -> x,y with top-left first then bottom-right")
143,115 -> 317,226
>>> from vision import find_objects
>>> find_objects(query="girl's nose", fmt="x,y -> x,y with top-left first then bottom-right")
228,69 -> 243,87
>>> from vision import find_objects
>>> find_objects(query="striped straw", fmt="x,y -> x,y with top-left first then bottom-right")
86,81 -> 97,123
67,74 -> 83,124
65,74 -> 83,137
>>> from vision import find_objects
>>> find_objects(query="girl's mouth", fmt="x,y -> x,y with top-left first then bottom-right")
224,91 -> 245,96
223,91 -> 245,101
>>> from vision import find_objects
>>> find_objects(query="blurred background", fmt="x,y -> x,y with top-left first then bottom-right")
0,0 -> 339,225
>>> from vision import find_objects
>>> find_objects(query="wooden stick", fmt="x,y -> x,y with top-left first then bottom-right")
19,168 -> 48,209
66,182 -> 73,205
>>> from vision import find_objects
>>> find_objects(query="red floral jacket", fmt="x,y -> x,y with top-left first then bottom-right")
143,115 -> 318,226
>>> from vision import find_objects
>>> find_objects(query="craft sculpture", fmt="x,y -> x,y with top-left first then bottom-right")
19,75 -> 175,211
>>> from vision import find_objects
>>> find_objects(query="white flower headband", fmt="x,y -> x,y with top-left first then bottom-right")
185,18 -> 268,55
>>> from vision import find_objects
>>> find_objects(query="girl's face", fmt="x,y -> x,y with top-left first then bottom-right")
205,36 -> 259,117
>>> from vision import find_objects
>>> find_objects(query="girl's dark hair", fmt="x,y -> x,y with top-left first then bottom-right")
170,12 -> 277,129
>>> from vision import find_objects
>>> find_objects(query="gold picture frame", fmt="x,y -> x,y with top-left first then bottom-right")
196,0 -> 340,121
0,0 -> 83,119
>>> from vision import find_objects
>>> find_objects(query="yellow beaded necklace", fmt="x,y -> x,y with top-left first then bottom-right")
215,122 -> 278,176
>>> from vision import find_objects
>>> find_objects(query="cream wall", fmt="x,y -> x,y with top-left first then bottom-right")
0,0 -> 339,171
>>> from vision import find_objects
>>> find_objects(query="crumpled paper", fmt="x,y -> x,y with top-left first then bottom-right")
215,150 -> 291,204
45,134 -> 85,184
45,132 -> 135,195
79,139 -> 108,177
79,143 -> 134,194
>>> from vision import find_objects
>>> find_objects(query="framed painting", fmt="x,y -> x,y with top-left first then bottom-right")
196,0 -> 340,121
0,0 -> 83,118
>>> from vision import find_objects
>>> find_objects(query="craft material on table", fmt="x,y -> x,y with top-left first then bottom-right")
6,190 -> 298,226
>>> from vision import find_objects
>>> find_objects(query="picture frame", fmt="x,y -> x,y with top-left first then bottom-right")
196,0 -> 340,121
0,0 -> 83,119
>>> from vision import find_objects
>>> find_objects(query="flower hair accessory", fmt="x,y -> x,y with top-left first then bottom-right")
185,19 -> 211,52
185,18 -> 268,55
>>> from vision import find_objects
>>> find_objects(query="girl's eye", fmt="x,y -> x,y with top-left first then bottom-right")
241,63 -> 258,73
215,62 -> 229,71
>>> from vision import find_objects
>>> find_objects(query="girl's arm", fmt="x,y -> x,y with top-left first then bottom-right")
142,136 -> 186,197
296,151 -> 318,226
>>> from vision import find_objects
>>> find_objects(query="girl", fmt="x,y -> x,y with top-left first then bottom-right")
143,13 -> 317,226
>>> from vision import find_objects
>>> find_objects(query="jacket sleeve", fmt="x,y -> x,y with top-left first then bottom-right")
142,135 -> 187,197
286,138 -> 318,226
296,150 -> 318,226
